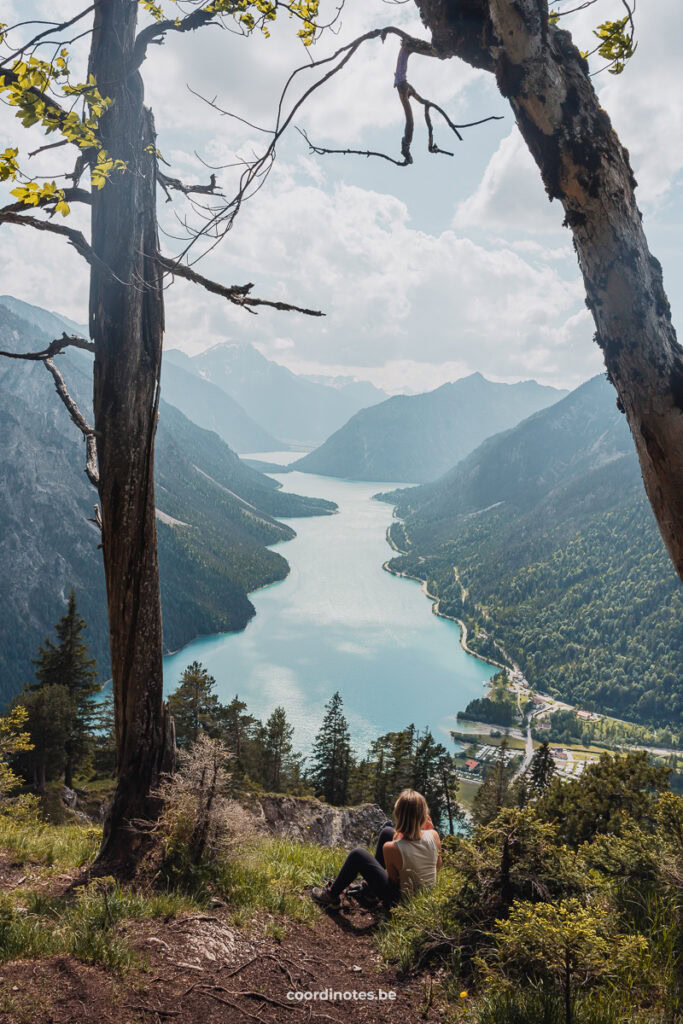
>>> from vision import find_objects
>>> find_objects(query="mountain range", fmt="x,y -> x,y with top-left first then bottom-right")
380,375 -> 682,726
164,344 -> 387,448
0,300 -> 335,705
292,373 -> 568,483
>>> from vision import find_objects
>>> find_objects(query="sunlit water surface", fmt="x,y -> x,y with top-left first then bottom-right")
163,454 -> 494,753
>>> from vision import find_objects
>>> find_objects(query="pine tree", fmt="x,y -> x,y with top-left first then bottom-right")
167,662 -> 219,748
215,696 -> 256,765
366,737 -> 391,810
32,591 -> 98,788
472,737 -> 516,827
347,756 -> 377,806
92,693 -> 117,777
262,706 -> 301,792
437,750 -> 465,835
309,692 -> 353,806
388,725 -> 416,799
13,686 -> 72,793
412,729 -> 465,832
529,742 -> 556,795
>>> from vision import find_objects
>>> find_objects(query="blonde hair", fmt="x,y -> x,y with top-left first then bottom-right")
393,789 -> 429,840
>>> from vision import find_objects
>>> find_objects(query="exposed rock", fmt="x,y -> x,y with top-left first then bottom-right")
248,796 -> 389,847
61,786 -> 78,809
60,784 -> 110,825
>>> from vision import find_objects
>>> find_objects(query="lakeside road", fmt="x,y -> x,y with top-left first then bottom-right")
383,551 -> 680,769
382,561 -> 506,674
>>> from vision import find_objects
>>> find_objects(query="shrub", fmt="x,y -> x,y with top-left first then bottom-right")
155,734 -> 256,890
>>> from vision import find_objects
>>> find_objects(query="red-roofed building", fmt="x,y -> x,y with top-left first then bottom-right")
465,760 -> 479,771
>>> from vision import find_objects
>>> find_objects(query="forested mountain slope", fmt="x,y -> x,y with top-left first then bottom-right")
0,294 -> 284,454
0,304 -> 335,705
293,373 -> 567,483
165,343 -> 387,447
381,377 -> 682,726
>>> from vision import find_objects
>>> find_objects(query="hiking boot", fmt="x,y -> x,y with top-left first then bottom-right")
346,883 -> 379,908
311,884 -> 341,910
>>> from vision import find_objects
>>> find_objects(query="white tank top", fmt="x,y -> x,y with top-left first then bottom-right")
395,831 -> 438,893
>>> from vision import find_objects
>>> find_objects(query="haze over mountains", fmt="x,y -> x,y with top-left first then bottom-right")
293,373 -> 569,483
380,376 -> 682,726
160,358 -> 280,453
165,344 -> 387,448
0,300 -> 335,704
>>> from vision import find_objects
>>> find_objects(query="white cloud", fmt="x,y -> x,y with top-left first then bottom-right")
453,0 -> 683,238
0,0 -> 679,395
454,129 -> 566,238
161,178 -> 594,389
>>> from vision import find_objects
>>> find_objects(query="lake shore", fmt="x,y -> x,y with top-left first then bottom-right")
164,469 -> 494,752
381,560 -> 504,674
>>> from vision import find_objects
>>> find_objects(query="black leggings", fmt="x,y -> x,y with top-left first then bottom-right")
329,824 -> 400,908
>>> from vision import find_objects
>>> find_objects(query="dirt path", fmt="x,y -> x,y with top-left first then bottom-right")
0,893 -> 447,1024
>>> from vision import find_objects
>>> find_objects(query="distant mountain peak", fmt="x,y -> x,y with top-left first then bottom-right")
166,341 -> 387,446
293,374 -> 570,483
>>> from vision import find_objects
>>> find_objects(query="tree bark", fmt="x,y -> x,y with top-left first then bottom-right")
564,950 -> 572,1024
414,0 -> 683,579
442,764 -> 454,834
88,0 -> 173,876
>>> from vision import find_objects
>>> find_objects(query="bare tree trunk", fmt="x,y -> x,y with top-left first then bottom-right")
441,765 -> 454,834
415,0 -> 683,579
88,0 -> 173,875
564,951 -> 572,1024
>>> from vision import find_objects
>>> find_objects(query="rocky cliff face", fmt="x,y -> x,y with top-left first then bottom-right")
59,786 -> 389,848
249,796 -> 389,847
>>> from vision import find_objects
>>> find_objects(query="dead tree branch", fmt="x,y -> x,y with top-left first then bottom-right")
0,332 -> 94,360
131,7 -> 218,73
157,171 -> 219,204
157,256 -> 325,317
0,335 -> 100,488
174,24 -> 499,264
0,210 -> 128,284
0,210 -> 98,265
0,6 -> 96,69
299,36 -> 502,166
43,357 -> 99,487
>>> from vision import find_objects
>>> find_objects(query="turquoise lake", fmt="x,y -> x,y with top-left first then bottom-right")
163,455 -> 494,754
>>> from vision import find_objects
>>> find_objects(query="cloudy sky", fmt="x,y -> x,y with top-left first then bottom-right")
1,0 -> 681,394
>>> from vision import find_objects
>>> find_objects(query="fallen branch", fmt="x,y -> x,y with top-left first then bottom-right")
122,1006 -> 179,1018
196,988 -> 264,1021
236,989 -> 299,1010
222,955 -> 258,978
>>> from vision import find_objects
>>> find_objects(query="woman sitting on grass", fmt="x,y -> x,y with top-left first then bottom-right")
311,789 -> 442,911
